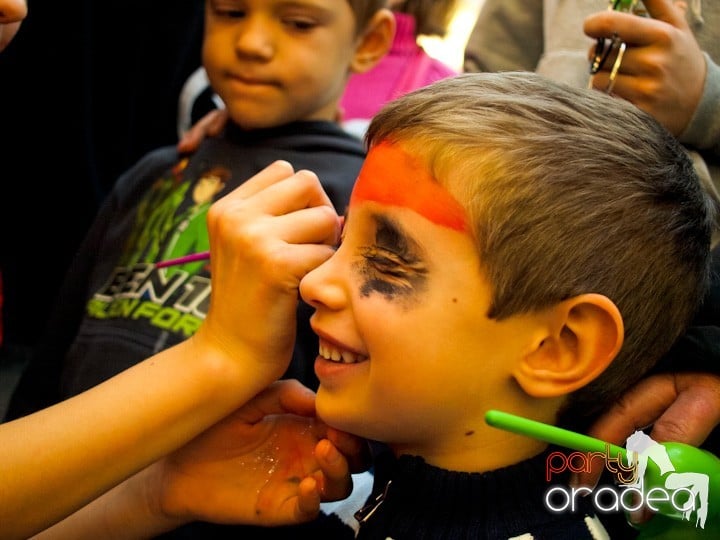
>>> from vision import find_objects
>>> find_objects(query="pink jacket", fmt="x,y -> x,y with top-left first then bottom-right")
340,13 -> 458,124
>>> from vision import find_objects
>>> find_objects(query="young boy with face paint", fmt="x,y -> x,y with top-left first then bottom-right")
223,72 -> 716,538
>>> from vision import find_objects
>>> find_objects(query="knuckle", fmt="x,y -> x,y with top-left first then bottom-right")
653,418 -> 690,442
295,168 -> 320,184
314,204 -> 338,224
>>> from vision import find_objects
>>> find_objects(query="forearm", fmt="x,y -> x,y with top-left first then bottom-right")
0,334 -> 272,540
31,466 -> 182,540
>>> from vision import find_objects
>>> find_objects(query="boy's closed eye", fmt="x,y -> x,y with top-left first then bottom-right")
210,0 -> 328,30
354,212 -> 428,300
209,0 -> 245,19
360,246 -> 422,279
282,15 -> 320,32
276,2 -> 334,32
371,213 -> 424,264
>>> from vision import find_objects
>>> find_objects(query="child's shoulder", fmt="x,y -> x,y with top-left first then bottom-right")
110,145 -> 184,204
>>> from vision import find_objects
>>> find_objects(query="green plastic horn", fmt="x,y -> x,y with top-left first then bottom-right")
484,410 -> 720,538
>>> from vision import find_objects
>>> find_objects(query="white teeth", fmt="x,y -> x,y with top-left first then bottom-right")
319,342 -> 367,364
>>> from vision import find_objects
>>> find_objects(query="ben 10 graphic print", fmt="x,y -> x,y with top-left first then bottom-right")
87,159 -> 231,338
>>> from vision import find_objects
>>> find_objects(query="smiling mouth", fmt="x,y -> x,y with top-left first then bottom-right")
319,340 -> 368,364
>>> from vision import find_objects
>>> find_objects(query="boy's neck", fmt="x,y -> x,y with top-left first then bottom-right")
390,425 -> 549,473
389,399 -> 563,473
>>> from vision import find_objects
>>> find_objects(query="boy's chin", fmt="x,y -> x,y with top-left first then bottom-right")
225,105 -> 307,131
315,388 -> 369,438
314,387 -> 340,426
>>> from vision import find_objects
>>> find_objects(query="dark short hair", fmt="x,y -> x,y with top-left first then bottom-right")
393,0 -> 459,37
348,0 -> 391,33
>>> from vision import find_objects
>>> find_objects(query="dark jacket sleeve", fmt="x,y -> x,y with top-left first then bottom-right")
654,243 -> 720,374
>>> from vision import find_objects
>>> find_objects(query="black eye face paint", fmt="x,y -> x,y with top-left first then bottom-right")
354,213 -> 428,304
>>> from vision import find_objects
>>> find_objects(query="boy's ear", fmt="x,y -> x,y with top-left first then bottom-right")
350,9 -> 395,74
513,294 -> 624,398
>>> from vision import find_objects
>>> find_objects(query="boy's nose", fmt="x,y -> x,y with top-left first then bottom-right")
299,258 -> 346,312
0,0 -> 27,23
234,18 -> 274,60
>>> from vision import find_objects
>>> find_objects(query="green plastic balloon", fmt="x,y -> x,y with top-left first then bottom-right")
634,514 -> 720,539
484,411 -> 720,535
632,442 -> 720,538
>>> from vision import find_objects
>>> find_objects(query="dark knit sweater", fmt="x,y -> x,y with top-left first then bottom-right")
350,450 -> 611,540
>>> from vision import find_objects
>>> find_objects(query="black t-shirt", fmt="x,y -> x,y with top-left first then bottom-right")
6,121 -> 364,422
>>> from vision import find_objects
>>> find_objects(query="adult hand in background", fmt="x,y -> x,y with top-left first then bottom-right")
571,371 -> 720,492
584,0 -> 706,136
177,108 -> 228,154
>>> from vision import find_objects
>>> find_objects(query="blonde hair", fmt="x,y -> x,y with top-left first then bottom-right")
366,72 -> 716,428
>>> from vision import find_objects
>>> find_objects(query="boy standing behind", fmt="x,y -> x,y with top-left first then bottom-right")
8,0 -> 393,409
6,0 -> 392,536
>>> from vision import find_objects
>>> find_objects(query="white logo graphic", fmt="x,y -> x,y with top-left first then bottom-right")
544,431 -> 711,529
625,431 -> 709,528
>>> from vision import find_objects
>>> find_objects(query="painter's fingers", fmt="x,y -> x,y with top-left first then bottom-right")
584,0 -> 689,48
313,439 -> 354,502
201,163 -> 339,382
209,165 -> 340,251
325,427 -> 372,474
211,161 -> 338,219
210,160 -> 296,205
251,169 -> 338,223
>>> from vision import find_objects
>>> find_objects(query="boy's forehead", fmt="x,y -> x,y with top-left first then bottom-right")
350,142 -> 469,233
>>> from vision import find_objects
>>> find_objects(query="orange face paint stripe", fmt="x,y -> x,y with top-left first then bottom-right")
350,141 -> 469,232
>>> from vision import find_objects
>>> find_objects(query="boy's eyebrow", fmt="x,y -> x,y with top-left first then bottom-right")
370,212 -> 422,260
274,0 -> 335,14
